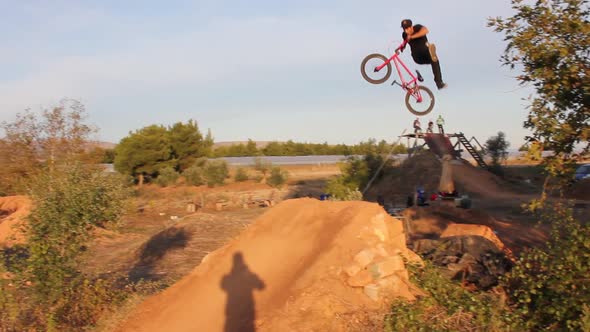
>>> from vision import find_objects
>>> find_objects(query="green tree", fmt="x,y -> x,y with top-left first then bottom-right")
0,99 -> 97,194
168,120 -> 205,171
211,145 -> 229,158
245,139 -> 259,156
203,128 -> 214,157
227,143 -> 248,156
40,100 -> 95,170
488,0 -> 590,181
489,5 -> 590,330
527,140 -> 543,162
95,147 -> 116,163
485,131 -> 511,166
114,125 -> 172,184
262,141 -> 284,156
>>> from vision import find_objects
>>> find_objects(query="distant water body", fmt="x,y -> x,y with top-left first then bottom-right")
101,151 -> 543,171
217,155 -> 363,166
218,151 -> 543,166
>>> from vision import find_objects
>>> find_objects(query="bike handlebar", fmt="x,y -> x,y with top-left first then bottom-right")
395,40 -> 409,54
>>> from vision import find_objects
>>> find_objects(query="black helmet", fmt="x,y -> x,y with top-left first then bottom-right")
401,19 -> 413,29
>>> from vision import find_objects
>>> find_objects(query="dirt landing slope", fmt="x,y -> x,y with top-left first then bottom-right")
0,196 -> 31,246
116,198 -> 420,332
451,161 -> 518,198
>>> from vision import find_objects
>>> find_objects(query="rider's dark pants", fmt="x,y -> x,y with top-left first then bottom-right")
431,60 -> 444,88
413,53 -> 444,88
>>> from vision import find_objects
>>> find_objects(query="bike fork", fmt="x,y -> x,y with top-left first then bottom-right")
411,88 -> 424,103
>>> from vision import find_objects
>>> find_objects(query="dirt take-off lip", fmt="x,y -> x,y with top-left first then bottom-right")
115,198 -> 421,332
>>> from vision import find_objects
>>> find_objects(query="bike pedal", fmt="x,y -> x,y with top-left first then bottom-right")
416,70 -> 424,82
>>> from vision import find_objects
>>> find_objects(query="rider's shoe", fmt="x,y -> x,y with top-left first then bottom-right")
437,83 -> 448,90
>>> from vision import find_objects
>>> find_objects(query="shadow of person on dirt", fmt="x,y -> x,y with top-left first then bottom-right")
221,252 -> 266,332
129,226 -> 191,282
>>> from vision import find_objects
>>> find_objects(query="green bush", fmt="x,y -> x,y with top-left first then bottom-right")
253,157 -> 272,176
324,153 -> 387,200
26,165 -> 130,300
385,263 -> 511,332
0,163 -> 132,331
234,167 -> 249,182
183,164 -> 205,186
0,262 -> 20,330
325,174 -> 362,201
155,166 -> 180,187
53,277 -> 129,330
502,203 -> 590,331
267,166 -> 288,188
203,160 -> 229,187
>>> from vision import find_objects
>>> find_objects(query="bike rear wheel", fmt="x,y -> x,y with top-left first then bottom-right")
405,85 -> 435,116
360,54 -> 391,84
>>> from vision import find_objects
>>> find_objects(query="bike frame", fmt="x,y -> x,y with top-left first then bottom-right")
374,41 -> 424,102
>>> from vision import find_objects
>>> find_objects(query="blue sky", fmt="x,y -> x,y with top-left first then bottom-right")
0,0 -> 533,147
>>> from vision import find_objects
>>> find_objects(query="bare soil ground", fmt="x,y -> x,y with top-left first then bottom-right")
82,164 -> 342,283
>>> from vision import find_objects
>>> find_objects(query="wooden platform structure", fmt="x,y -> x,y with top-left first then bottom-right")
402,131 -> 488,169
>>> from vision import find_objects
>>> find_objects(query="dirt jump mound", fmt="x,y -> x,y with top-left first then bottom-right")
116,198 -> 422,332
0,195 -> 31,247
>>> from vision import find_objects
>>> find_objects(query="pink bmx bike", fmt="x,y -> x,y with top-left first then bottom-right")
361,40 -> 435,116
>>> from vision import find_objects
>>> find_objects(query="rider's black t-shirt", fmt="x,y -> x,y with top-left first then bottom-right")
402,24 -> 431,64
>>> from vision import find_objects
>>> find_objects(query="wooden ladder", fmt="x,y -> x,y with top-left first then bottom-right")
457,133 -> 488,168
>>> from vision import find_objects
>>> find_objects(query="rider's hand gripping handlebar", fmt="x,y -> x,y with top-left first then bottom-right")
395,40 -> 408,54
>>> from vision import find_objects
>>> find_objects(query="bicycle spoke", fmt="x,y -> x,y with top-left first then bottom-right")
360,54 -> 391,84
405,86 -> 435,116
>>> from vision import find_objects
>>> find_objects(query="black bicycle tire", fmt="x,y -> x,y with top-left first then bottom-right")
405,85 -> 435,116
360,54 -> 392,84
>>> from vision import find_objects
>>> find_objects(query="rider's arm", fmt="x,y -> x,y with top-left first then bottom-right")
408,26 -> 429,40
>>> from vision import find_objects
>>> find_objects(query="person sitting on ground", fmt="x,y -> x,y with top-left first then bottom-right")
401,19 -> 447,90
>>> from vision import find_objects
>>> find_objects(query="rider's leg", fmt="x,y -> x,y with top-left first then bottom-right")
430,61 -> 446,89
428,43 -> 438,62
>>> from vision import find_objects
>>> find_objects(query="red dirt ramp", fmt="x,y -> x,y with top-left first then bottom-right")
116,198 -> 420,332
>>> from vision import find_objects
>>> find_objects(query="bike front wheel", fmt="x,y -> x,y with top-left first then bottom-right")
360,54 -> 391,84
405,86 -> 435,116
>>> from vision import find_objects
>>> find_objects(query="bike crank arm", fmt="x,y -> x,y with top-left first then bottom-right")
391,80 -> 403,87
416,70 -> 424,82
